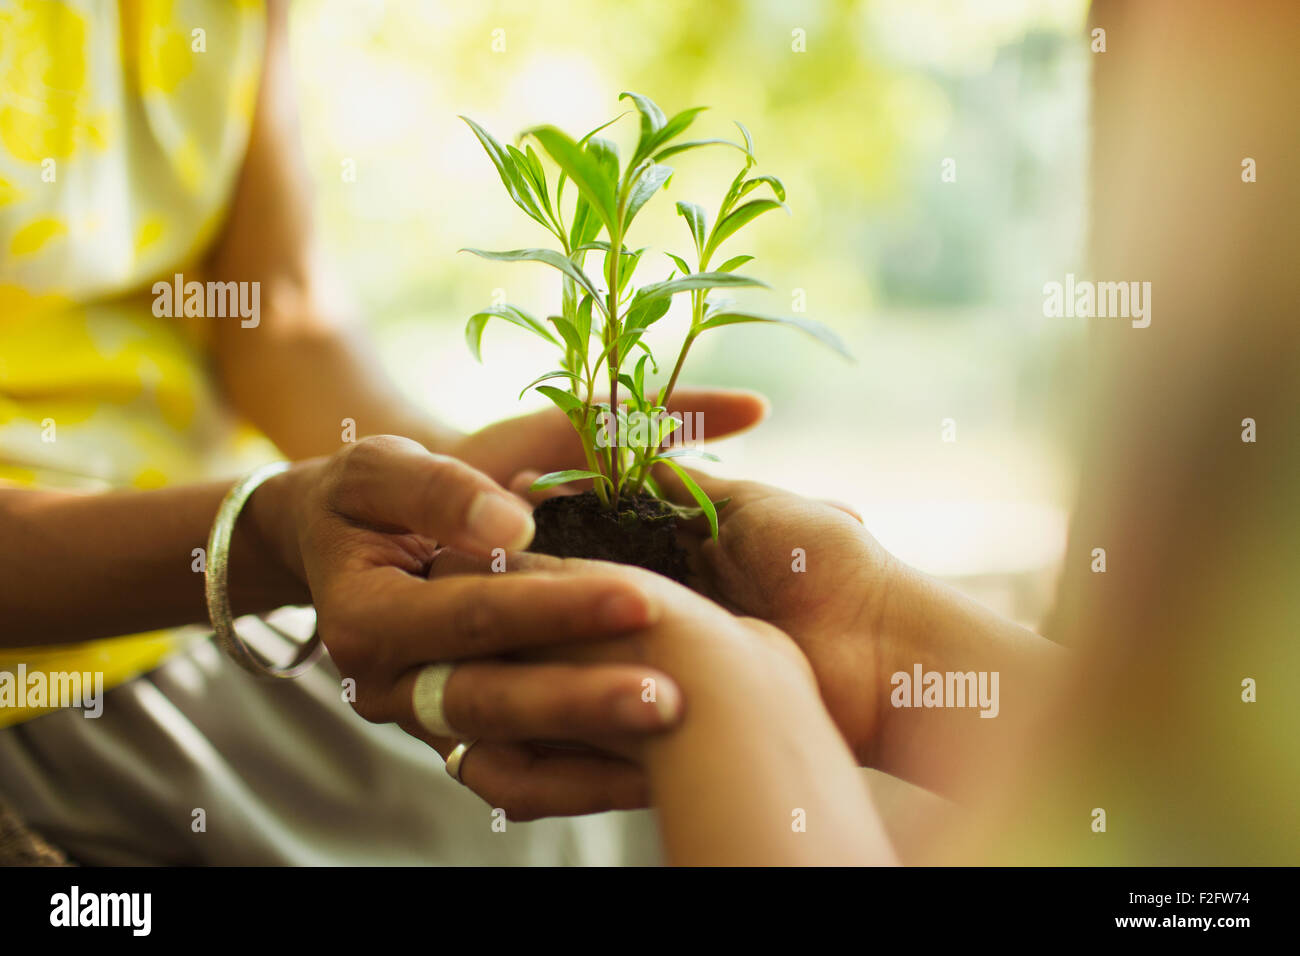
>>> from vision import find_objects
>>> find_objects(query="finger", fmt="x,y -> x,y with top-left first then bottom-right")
459,743 -> 650,821
329,435 -> 535,555
412,736 -> 650,818
426,547 -> 565,577
425,548 -> 659,590
343,564 -> 658,666
393,661 -> 683,741
818,497 -> 864,523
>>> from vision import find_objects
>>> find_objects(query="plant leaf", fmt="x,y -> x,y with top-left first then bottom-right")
531,469 -> 611,492
716,254 -> 754,272
702,294 -> 735,318
575,240 -> 634,256
656,411 -> 682,444
460,116 -> 551,231
739,174 -> 786,202
618,247 -> 645,296
549,315 -> 586,355
465,305 -> 558,362
704,198 -> 787,260
626,295 -> 672,331
734,120 -> 755,162
635,271 -> 768,308
586,137 -> 621,185
526,126 -> 619,236
625,163 -> 673,226
574,294 -> 594,342
574,137 -> 620,248
524,144 -> 550,203
569,193 -> 600,250
656,447 -> 721,462
615,325 -> 650,357
624,409 -> 659,448
676,201 -> 707,255
655,457 -> 718,538
633,353 -> 650,399
618,373 -> 644,408
460,247 -> 605,307
517,369 -> 577,400
695,309 -> 852,359
619,91 -> 667,162
508,143 -> 554,219
665,251 -> 693,275
644,106 -> 707,158
553,112 -> 629,209
535,385 -> 586,418
661,500 -> 706,521
652,137 -> 748,162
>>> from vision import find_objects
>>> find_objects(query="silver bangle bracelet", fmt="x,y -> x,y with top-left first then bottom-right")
204,461 -> 322,679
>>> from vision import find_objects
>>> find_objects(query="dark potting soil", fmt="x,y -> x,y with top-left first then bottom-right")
530,491 -> 690,583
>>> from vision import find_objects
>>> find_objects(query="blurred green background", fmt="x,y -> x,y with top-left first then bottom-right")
289,0 -> 1091,622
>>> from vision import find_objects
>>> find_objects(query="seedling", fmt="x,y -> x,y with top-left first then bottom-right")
461,92 -> 847,578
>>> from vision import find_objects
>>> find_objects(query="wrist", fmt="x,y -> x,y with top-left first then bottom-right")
849,548 -> 922,769
242,460 -> 318,605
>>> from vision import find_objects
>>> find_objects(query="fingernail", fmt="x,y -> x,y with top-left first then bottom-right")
615,680 -> 682,730
466,492 -> 535,551
654,680 -> 683,725
598,591 -> 656,630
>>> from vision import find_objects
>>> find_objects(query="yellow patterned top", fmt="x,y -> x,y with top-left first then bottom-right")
0,0 -> 272,726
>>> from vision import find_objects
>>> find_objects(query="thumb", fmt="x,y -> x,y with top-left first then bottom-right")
327,436 -> 535,555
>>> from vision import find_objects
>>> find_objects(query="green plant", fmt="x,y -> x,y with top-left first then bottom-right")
461,92 -> 848,537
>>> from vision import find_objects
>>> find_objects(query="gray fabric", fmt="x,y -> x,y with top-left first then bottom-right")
0,637 -> 660,866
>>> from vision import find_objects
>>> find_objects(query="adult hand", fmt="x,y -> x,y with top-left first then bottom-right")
448,549 -> 891,865
666,473 -> 897,767
648,470 -> 1056,791
252,435 -> 685,820
513,466 -> 896,767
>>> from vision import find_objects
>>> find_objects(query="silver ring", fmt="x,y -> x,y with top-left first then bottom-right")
411,662 -> 458,737
445,739 -> 478,784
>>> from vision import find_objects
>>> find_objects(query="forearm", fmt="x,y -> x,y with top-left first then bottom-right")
213,321 -> 462,460
556,607 -> 896,866
202,0 -> 461,462
0,471 -> 309,648
645,631 -> 895,866
868,562 -> 1066,798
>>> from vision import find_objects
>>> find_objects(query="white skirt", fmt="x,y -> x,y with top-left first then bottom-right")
0,637 -> 661,865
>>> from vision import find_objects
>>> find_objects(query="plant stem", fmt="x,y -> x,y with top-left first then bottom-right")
583,429 -> 608,505
659,247 -> 711,410
605,227 -> 624,503
627,328 -> 696,495
658,329 -> 695,413
628,269 -> 708,496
